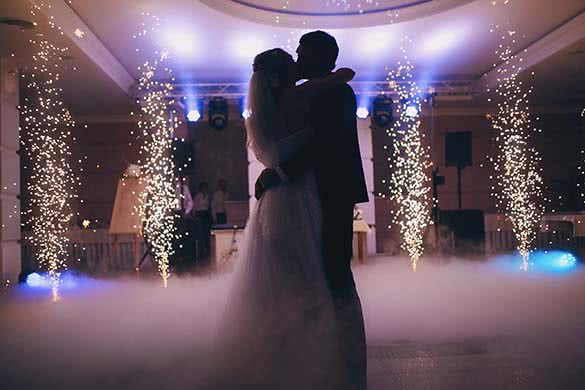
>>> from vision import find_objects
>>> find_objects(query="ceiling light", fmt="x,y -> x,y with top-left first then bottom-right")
421,28 -> 464,55
232,35 -> 269,61
163,28 -> 197,55
358,29 -> 391,55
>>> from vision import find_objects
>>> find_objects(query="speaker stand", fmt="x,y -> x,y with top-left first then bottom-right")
457,165 -> 464,209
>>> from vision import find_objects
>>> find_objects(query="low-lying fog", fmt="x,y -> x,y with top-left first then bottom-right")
1,256 -> 584,389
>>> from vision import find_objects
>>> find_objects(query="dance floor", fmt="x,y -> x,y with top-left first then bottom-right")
368,339 -> 585,390
1,255 -> 584,389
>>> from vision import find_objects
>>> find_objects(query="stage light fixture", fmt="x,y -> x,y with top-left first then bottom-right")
405,104 -> 419,118
186,109 -> 201,122
239,96 -> 251,119
373,94 -> 393,127
208,97 -> 229,130
356,107 -> 369,119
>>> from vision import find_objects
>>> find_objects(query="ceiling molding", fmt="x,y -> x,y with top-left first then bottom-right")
477,6 -> 585,90
198,0 -> 474,28
229,0 -> 435,16
28,0 -> 135,95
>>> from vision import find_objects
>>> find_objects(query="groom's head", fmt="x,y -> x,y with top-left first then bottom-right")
297,31 -> 339,79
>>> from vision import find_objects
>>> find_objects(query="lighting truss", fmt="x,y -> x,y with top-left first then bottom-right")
153,79 -> 475,100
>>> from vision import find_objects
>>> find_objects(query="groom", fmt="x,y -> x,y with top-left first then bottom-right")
255,30 -> 369,389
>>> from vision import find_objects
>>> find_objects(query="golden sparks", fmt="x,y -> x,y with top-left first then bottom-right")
491,0 -> 511,5
73,28 -> 85,39
325,0 -> 379,12
20,3 -> 80,300
386,39 -> 432,272
133,13 -> 178,286
579,108 -> 584,207
487,26 -> 544,271
578,149 -> 584,207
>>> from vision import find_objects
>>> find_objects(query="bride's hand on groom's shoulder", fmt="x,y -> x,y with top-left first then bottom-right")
335,67 -> 356,83
255,168 -> 282,199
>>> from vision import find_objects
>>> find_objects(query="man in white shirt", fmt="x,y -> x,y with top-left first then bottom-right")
172,176 -> 196,269
193,182 -> 210,214
176,176 -> 193,216
193,182 -> 211,258
212,179 -> 228,225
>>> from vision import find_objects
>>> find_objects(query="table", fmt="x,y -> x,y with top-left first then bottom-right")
353,220 -> 370,263
210,227 -> 245,266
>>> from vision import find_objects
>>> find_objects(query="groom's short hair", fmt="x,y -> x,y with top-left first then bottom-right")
299,31 -> 339,73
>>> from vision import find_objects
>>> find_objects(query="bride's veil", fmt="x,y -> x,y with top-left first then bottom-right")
245,50 -> 290,166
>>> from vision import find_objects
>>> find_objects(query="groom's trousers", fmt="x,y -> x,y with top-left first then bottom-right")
321,199 -> 367,390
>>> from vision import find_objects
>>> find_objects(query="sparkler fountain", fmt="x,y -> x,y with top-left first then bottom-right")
20,4 -> 80,301
386,39 -> 433,272
486,25 -> 544,271
133,14 -> 179,287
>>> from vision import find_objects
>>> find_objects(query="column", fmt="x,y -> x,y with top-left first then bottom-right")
0,57 -> 21,286
356,118 -> 376,255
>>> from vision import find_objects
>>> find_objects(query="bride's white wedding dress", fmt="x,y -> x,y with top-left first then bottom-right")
206,127 -> 342,389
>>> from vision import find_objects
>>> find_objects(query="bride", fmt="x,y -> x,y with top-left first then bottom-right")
206,48 -> 355,389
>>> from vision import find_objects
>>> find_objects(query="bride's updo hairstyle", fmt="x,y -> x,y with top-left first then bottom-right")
246,48 -> 294,164
252,48 -> 294,99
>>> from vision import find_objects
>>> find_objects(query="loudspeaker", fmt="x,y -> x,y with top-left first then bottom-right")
445,131 -> 472,167
172,139 -> 195,175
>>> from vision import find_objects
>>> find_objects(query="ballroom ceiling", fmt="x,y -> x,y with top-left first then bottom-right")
198,0 -> 475,27
0,0 -> 584,115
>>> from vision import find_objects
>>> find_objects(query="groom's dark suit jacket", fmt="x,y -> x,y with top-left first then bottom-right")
280,82 -> 368,206
279,82 -> 368,390
280,82 -> 368,299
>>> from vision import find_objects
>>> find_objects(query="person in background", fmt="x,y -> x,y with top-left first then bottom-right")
176,176 -> 194,216
172,176 -> 195,269
212,179 -> 228,225
193,181 -> 211,258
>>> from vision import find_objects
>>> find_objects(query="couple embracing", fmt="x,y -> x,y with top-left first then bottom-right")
211,30 -> 368,390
